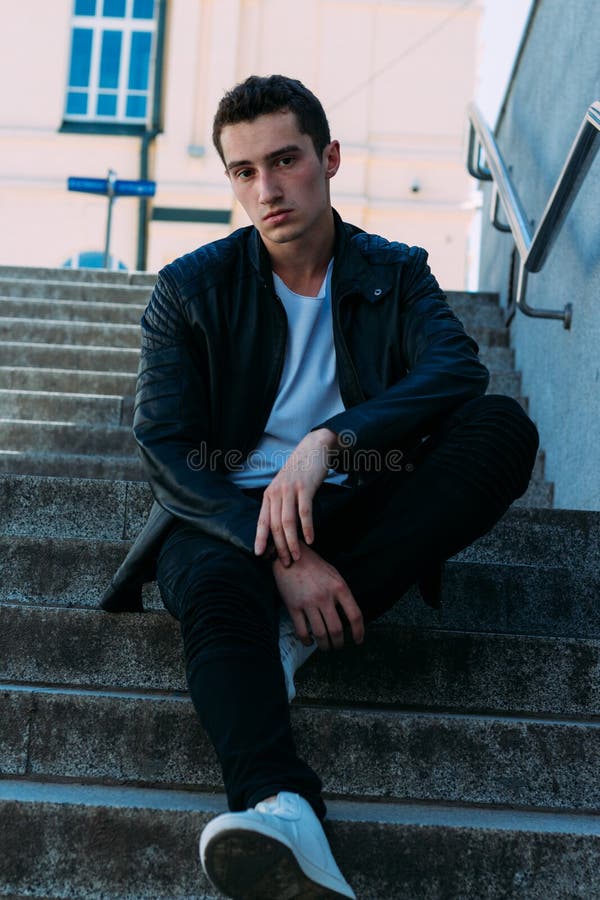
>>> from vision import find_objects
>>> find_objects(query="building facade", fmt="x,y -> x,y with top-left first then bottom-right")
1,0 -> 482,286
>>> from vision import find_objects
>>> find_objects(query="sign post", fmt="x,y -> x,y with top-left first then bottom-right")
67,170 -> 156,269
104,169 -> 117,268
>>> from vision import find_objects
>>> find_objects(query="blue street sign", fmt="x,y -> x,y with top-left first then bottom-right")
68,177 -> 156,197
67,169 -> 157,268
68,177 -> 109,195
113,179 -> 156,197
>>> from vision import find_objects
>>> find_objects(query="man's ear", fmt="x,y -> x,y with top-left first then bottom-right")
324,140 -> 341,180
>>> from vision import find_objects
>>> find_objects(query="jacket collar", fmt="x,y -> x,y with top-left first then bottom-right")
331,210 -> 393,302
248,208 -> 393,303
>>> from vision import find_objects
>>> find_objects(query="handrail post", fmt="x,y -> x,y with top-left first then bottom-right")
467,121 -> 492,181
515,260 -> 573,329
490,185 -> 511,233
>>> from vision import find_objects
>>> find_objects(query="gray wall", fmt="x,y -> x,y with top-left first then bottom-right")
478,0 -> 600,510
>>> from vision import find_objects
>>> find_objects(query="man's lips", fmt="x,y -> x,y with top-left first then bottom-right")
263,209 -> 293,223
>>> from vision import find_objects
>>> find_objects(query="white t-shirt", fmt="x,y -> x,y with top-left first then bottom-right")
228,259 -> 347,488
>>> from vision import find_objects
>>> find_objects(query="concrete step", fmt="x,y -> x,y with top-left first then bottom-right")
0,454 -> 552,540
0,445 -> 551,507
1,474 -> 584,557
0,264 -> 156,286
0,341 -> 512,378
0,312 -> 508,353
0,441 -> 548,494
0,365 -> 136,395
2,605 -> 600,719
3,781 -> 600,900
3,682 -> 600,813
446,290 -> 501,319
0,472 -> 559,543
478,344 -> 514,371
466,324 -> 509,348
0,419 -> 135,455
0,295 -> 146,324
0,390 -> 532,436
0,390 -> 132,426
514,477 -> 553,508
0,475 -> 147,540
487,370 -> 521,395
531,449 -> 546,480
0,340 -> 139,372
0,450 -> 143,480
0,316 -> 140,349
0,277 -> 150,303
1,530 -> 598,637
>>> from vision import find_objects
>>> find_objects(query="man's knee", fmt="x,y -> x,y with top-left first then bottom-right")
159,532 -> 276,626
454,393 -> 538,452
427,393 -> 539,507
465,393 -> 540,498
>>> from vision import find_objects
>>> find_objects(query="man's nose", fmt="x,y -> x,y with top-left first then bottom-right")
258,171 -> 282,205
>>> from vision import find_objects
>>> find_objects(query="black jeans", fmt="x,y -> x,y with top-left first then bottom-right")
156,395 -> 539,821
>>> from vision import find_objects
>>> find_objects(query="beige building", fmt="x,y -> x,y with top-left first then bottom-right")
1,0 -> 482,287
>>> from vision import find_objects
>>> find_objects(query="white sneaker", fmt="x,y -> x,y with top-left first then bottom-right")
199,791 -> 356,899
279,608 -> 317,702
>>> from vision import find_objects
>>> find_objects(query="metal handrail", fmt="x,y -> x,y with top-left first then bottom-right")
467,100 -> 600,329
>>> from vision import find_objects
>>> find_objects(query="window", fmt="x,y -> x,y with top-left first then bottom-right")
65,0 -> 157,125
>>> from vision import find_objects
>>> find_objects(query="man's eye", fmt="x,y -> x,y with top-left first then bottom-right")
277,157 -> 294,167
236,169 -> 253,180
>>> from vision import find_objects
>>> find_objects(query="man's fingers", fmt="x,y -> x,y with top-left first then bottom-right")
254,496 -> 271,556
268,497 -> 293,567
289,609 -> 312,647
337,587 -> 365,645
281,489 -> 301,562
320,604 -> 345,650
255,495 -> 292,566
271,525 -> 292,567
298,489 -> 314,546
305,607 -> 330,652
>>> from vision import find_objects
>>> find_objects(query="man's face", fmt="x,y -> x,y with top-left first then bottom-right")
220,110 -> 340,251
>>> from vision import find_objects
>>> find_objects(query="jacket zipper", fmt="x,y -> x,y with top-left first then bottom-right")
333,290 -> 366,408
248,280 -> 288,451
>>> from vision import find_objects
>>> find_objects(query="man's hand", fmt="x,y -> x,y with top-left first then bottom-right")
273,544 -> 364,651
254,428 -> 338,566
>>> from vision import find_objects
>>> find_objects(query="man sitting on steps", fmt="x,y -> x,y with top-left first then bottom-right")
101,74 -> 539,898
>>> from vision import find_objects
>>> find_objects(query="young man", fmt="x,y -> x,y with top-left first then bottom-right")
102,75 -> 539,898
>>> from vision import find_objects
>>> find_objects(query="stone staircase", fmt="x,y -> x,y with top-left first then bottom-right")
0,265 -> 552,504
2,266 -> 600,898
0,266 -> 152,481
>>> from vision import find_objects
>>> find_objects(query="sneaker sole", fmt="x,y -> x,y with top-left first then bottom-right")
202,828 -> 350,899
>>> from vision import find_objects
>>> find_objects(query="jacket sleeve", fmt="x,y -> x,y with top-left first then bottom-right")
315,247 -> 490,456
132,269 -> 262,556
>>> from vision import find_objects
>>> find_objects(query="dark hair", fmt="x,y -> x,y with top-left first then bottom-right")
212,74 -> 331,163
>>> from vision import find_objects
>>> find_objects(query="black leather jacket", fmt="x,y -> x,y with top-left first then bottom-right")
101,210 -> 489,612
